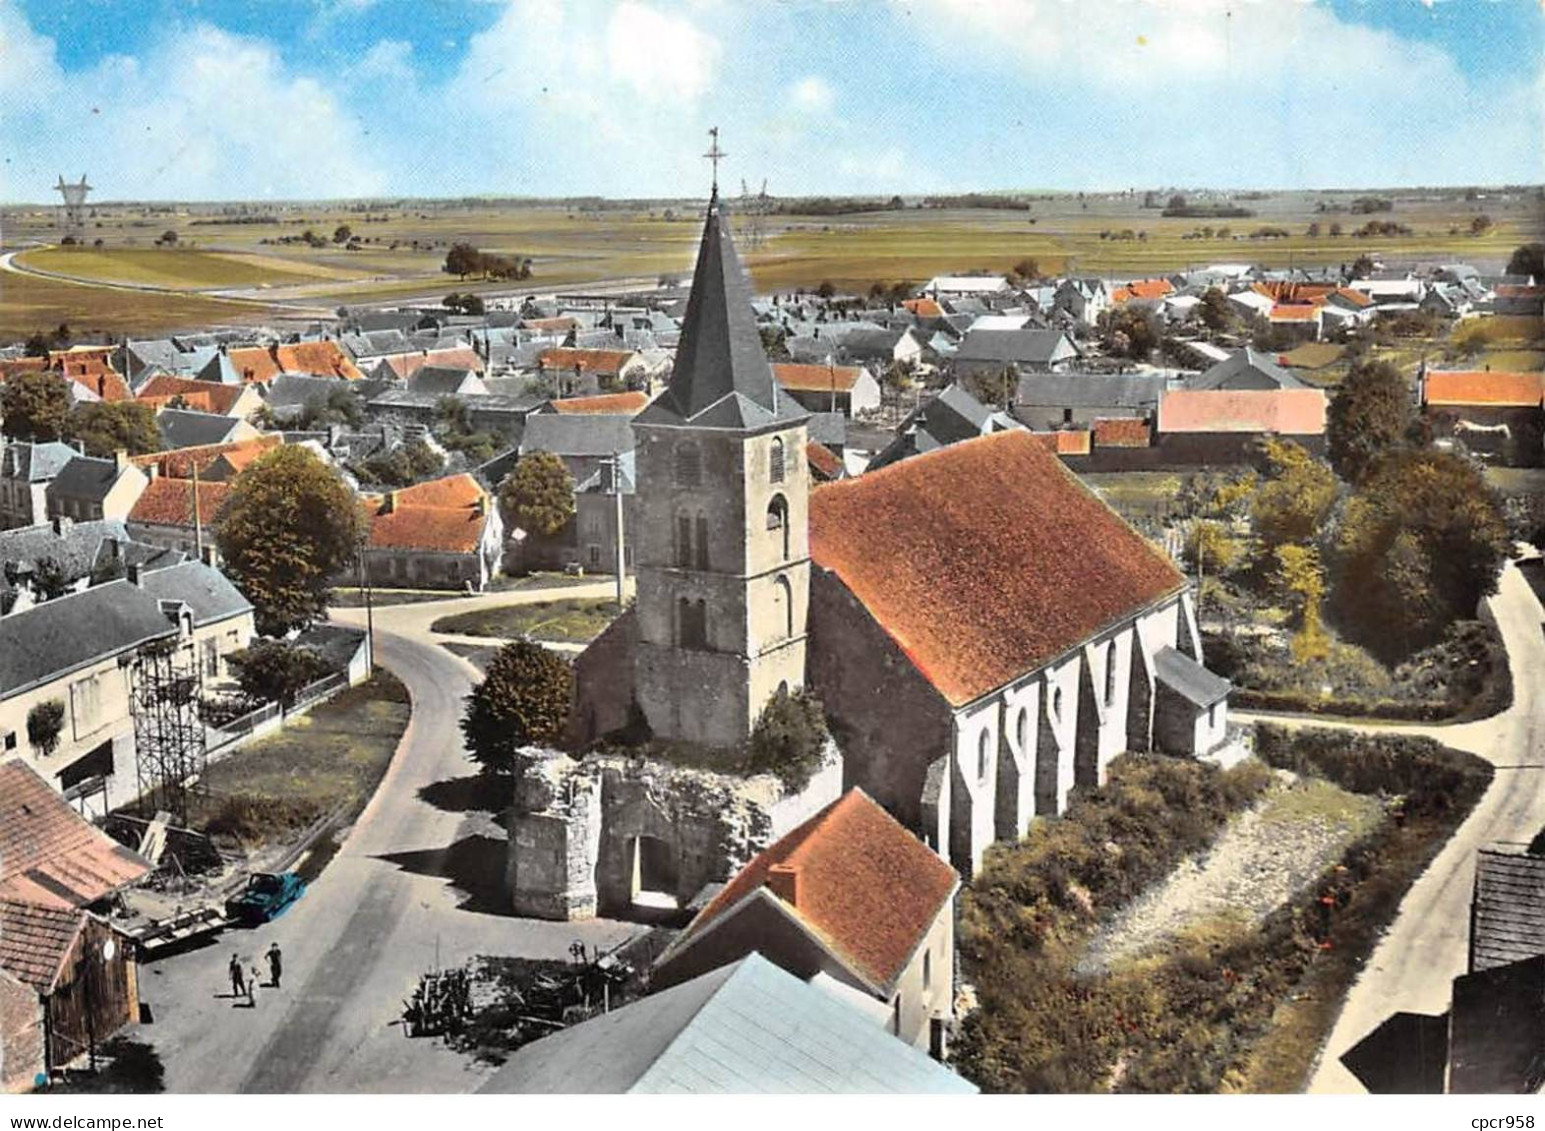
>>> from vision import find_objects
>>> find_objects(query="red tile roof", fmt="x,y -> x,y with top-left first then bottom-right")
1158,388 -> 1328,435
520,316 -> 579,334
0,763 -> 150,910
133,434 -> 282,479
59,366 -> 133,403
0,898 -> 85,994
128,476 -> 231,528
772,362 -> 863,394
547,391 -> 650,415
376,347 -> 485,381
1330,286 -> 1374,308
1093,417 -> 1153,448
809,430 -> 1185,706
135,373 -> 249,415
1423,370 -> 1545,408
1112,278 -> 1174,303
805,441 -> 845,480
365,473 -> 491,555
1028,429 -> 1091,455
1253,282 -> 1335,306
902,297 -> 944,319
1268,303 -> 1321,323
226,342 -> 363,385
677,790 -> 957,992
536,347 -> 637,376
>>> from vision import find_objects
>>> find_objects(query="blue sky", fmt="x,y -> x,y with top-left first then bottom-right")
2,0 -> 1540,202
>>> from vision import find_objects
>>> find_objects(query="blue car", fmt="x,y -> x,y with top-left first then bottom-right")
225,872 -> 306,926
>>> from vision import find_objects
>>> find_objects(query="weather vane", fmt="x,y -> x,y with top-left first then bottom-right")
704,127 -> 726,198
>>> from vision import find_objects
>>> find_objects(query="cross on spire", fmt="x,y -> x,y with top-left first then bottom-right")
704,126 -> 726,199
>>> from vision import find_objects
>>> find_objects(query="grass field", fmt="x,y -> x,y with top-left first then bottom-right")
17,246 -> 365,290
0,268 -> 279,340
430,597 -> 621,642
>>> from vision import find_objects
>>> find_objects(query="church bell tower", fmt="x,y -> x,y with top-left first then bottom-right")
629,174 -> 810,750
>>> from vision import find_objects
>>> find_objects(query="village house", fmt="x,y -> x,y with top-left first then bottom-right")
360,474 -> 503,590
367,345 -> 485,383
0,517 -> 181,617
517,412 -> 637,488
537,390 -> 652,417
1052,278 -> 1111,326
1189,347 -> 1308,392
154,408 -> 260,451
46,452 -> 148,525
771,362 -> 882,417
837,327 -> 927,370
807,429 -> 1228,875
126,477 -> 230,557
924,275 -> 1011,298
950,328 -> 1079,377
1156,387 -> 1329,463
132,434 -> 283,481
868,383 -> 1020,471
1012,372 -> 1169,431
534,347 -> 647,395
134,373 -> 263,420
1420,369 -> 1544,467
0,441 -> 77,530
572,453 -> 637,576
652,788 -> 959,1056
218,341 -> 364,385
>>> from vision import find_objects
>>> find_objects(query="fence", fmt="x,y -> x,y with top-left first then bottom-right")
205,670 -> 350,761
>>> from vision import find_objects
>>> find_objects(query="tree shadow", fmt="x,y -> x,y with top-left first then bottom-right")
417,773 -> 511,816
375,835 -> 511,916
43,1038 -> 165,1094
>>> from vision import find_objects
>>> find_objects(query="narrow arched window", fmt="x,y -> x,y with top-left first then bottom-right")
1015,705 -> 1029,752
923,950 -> 933,992
674,443 -> 701,488
1104,640 -> 1119,705
766,494 -> 790,559
675,513 -> 692,568
977,728 -> 992,781
769,436 -> 786,483
695,514 -> 710,571
773,575 -> 794,640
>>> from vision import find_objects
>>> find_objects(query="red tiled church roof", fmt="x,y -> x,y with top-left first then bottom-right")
677,790 -> 958,992
810,430 -> 1185,706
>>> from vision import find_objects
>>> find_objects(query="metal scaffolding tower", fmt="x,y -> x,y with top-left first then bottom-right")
130,637 -> 207,827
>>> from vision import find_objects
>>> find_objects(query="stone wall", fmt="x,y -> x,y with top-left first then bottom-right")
0,971 -> 43,1093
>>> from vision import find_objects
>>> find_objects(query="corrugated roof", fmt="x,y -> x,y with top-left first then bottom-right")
811,430 -> 1185,706
1471,848 -> 1545,973
480,953 -> 975,1094
0,762 -> 151,910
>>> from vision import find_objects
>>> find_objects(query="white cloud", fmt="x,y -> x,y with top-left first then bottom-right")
353,38 -> 415,83
789,75 -> 835,113
606,1 -> 720,101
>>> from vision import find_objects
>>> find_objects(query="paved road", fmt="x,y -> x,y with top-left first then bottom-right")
1275,562 -> 1545,1093
135,582 -> 637,1093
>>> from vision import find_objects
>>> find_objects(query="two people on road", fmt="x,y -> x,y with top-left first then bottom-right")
228,943 -> 284,1006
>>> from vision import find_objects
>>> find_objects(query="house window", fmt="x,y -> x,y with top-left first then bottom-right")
977,727 -> 992,781
202,637 -> 219,679
766,495 -> 790,559
1063,408 -> 1074,425
69,673 -> 103,739
769,437 -> 786,483
674,443 -> 701,488
588,544 -> 602,567
892,995 -> 902,1036
2,731 -> 14,752
1050,684 -> 1063,720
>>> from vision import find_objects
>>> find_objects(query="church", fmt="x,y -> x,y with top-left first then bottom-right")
567,189 -> 1231,880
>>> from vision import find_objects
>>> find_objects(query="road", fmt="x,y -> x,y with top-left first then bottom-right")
1258,561 -> 1545,1094
134,581 -> 637,1093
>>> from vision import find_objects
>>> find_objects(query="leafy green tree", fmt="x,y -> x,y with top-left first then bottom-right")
1100,306 -> 1160,360
964,364 -> 1018,411
23,332 -> 50,358
499,451 -> 574,537
26,700 -> 65,757
68,401 -> 161,457
444,242 -> 483,280
1469,215 -> 1494,236
1186,520 -> 1242,575
228,639 -> 331,709
214,446 -> 366,635
29,556 -> 69,602
434,395 -> 472,435
1350,254 -> 1375,278
1251,438 -> 1338,550
815,280 -> 836,299
1333,450 -> 1509,661
332,224 -> 352,244
747,687 -> 830,792
0,370 -> 72,441
461,640 -> 573,777
1271,543 -> 1328,661
1326,360 -> 1414,484
1506,243 -> 1544,281
759,325 -> 791,361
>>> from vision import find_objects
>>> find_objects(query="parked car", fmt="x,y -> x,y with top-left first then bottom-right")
226,872 -> 306,926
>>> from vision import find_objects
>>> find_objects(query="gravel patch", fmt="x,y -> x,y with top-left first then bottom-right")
1079,769 -> 1386,974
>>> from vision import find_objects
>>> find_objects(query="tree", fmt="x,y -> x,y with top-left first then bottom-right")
26,700 -> 65,758
1186,520 -> 1242,575
68,401 -> 161,458
1010,258 -> 1040,283
228,640 -> 331,709
332,224 -> 353,244
444,242 -> 483,280
29,556 -> 69,602
964,364 -> 1018,411
815,280 -> 836,299
214,445 -> 366,635
23,332 -> 50,357
746,687 -> 830,793
1333,449 -> 1509,661
1198,287 -> 1232,333
1167,194 -> 1188,211
1325,360 -> 1414,484
461,640 -> 573,777
156,229 -> 179,246
1469,214 -> 1494,236
499,451 -> 574,537
434,395 -> 472,435
1506,243 -> 1545,280
759,325 -> 790,361
1101,306 -> 1160,360
1270,543 -> 1328,662
1350,253 -> 1375,278
1251,438 -> 1338,550
1306,221 -> 1321,238
0,370 -> 72,441
1329,221 -> 1344,237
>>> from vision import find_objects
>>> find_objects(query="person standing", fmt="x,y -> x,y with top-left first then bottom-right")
247,963 -> 259,1007
266,943 -> 283,989
229,954 -> 245,1000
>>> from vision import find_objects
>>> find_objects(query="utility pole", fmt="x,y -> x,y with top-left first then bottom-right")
192,460 -> 203,562
607,454 -> 626,610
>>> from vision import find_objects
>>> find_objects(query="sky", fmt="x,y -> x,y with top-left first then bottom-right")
1,0 -> 1541,203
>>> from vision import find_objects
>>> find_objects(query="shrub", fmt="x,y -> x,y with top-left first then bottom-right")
202,793 -> 325,844
228,640 -> 331,709
26,699 -> 65,757
746,687 -> 830,793
461,640 -> 573,777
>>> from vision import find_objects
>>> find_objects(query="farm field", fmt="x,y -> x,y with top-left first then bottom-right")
0,267 -> 280,340
16,246 -> 365,290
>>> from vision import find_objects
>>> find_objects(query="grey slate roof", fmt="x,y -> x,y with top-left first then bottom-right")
1470,847 -> 1545,973
156,409 -> 246,450
264,373 -> 356,411
1188,347 -> 1307,392
407,366 -> 486,397
0,518 -> 176,588
1,441 -> 78,483
808,411 -> 847,449
636,198 -> 806,432
954,328 -> 1074,366
868,383 -> 1007,471
1154,646 -> 1231,707
136,560 -> 252,628
1448,953 -> 1545,1094
575,449 -> 636,495
48,455 -> 126,504
1015,372 -> 1169,409
520,413 -> 636,459
479,953 -> 976,1094
0,580 -> 178,698
195,351 -> 244,386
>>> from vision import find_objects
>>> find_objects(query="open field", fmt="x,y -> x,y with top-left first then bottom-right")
1,186 -> 1539,341
429,597 -> 620,643
0,267 -> 280,340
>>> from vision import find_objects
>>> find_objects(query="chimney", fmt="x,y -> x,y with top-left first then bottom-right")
474,495 -> 486,517
51,515 -> 73,536
126,562 -> 142,586
200,544 -> 217,567
767,863 -> 802,908
384,490 -> 397,514
114,448 -> 129,474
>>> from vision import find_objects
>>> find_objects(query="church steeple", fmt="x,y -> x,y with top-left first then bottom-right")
635,170 -> 805,431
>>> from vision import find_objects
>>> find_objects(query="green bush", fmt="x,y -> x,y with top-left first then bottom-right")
746,687 -> 830,793
228,639 -> 332,709
26,699 -> 66,757
461,640 -> 573,777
